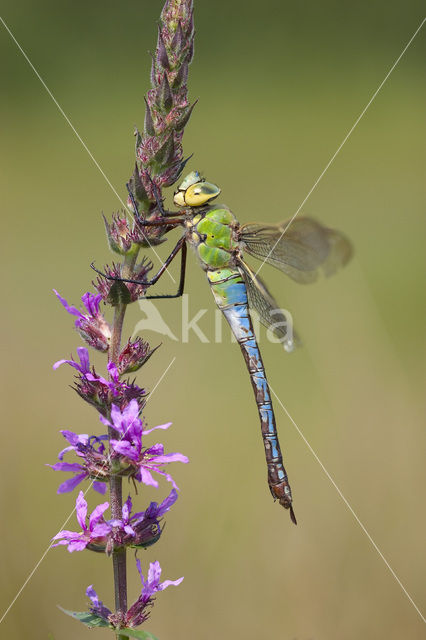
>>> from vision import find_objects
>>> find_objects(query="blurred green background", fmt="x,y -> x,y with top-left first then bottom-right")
1,0 -> 425,638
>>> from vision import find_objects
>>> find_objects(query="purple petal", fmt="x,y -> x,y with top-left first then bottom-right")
91,522 -> 111,538
128,507 -> 147,525
49,462 -> 84,473
54,289 -> 83,318
53,358 -> 79,371
86,584 -> 111,619
124,524 -> 136,536
76,347 -> 91,373
52,529 -> 77,541
109,403 -> 124,430
68,539 -> 88,552
110,439 -> 139,460
159,576 -> 184,590
147,561 -> 162,589
143,422 -> 172,435
76,491 -> 88,530
53,347 -> 91,374
86,585 -> 100,605
150,467 -> 179,490
136,558 -> 145,583
146,443 -> 164,456
122,399 -> 140,424
93,481 -> 107,495
57,473 -> 87,494
81,292 -> 102,316
86,372 -> 108,385
89,502 -> 109,530
107,361 -> 119,382
57,445 -> 76,460
99,414 -> 111,429
138,467 -> 159,488
122,496 -> 132,520
61,430 -> 89,445
157,489 -> 178,516
109,519 -> 123,528
151,453 -> 189,465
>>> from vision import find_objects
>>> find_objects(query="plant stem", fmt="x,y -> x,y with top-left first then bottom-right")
109,303 -> 127,626
108,252 -> 139,635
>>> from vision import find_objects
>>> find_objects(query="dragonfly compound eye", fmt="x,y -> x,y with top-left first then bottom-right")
184,181 -> 221,207
178,170 -> 202,191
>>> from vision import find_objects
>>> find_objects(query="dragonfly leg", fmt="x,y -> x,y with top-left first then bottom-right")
126,183 -> 184,226
144,241 -> 187,299
127,176 -> 178,220
145,173 -> 169,217
90,236 -> 187,297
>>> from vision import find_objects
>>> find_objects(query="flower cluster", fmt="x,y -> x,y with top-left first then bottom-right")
49,399 -> 188,494
55,290 -> 111,352
54,346 -> 146,415
52,490 -> 178,553
87,559 -> 183,628
51,2 -> 194,635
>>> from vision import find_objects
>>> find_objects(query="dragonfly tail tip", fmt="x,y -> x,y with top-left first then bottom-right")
289,505 -> 297,525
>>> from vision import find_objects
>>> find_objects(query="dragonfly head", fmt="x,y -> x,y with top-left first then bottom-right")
173,170 -> 221,208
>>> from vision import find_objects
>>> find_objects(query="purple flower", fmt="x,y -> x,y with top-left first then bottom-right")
48,431 -> 108,494
139,488 -> 178,522
52,487 -> 178,554
53,347 -> 146,414
129,488 -> 178,549
138,559 -> 184,598
125,559 -> 183,626
53,346 -> 91,374
54,290 -> 111,352
106,489 -> 178,550
86,585 -> 112,621
85,558 -> 183,628
57,430 -> 108,461
100,400 -> 188,489
52,491 -> 111,552
48,461 -> 107,495
106,489 -> 178,549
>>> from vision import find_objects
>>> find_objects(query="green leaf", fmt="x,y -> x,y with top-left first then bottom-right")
118,629 -> 160,640
58,606 -> 111,628
107,280 -> 132,306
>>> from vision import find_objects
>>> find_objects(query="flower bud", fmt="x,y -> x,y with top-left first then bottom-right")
118,338 -> 160,374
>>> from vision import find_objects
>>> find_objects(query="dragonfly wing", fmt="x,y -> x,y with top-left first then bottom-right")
239,217 -> 352,283
238,260 -> 297,352
320,227 -> 353,277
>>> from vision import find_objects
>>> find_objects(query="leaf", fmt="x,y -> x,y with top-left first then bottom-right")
58,606 -> 111,628
119,629 -> 160,640
107,280 -> 132,306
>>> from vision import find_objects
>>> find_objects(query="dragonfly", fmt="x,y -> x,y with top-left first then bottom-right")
93,170 -> 352,524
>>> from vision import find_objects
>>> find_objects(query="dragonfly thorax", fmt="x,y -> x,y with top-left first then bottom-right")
173,170 -> 221,208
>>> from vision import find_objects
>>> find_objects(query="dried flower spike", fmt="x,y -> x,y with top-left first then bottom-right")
128,0 -> 195,236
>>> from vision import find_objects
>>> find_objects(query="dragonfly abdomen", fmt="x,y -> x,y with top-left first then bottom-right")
207,268 -> 296,523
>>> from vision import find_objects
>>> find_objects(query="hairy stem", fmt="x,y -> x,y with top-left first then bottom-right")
108,252 -> 139,634
109,303 -> 127,628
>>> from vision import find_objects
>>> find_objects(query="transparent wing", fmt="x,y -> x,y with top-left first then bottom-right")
239,217 -> 352,284
238,260 -> 298,352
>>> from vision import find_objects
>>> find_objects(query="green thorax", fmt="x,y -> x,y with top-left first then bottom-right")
188,205 -> 239,269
